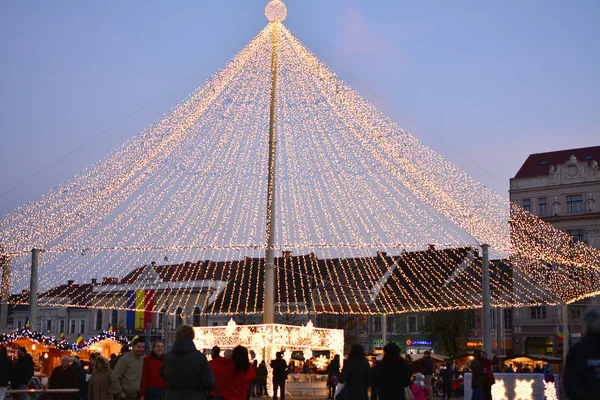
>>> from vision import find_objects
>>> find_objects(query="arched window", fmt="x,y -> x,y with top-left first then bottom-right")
193,307 -> 201,327
111,310 -> 118,327
95,310 -> 103,331
175,307 -> 183,328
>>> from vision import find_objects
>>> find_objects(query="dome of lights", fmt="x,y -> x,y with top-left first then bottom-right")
265,0 -> 287,22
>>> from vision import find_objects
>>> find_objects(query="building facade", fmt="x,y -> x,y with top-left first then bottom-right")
509,145 -> 600,357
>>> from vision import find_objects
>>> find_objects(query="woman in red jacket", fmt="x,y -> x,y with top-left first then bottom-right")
140,341 -> 167,400
214,345 -> 256,400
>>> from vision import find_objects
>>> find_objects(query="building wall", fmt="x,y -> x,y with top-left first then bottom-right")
510,152 -> 600,357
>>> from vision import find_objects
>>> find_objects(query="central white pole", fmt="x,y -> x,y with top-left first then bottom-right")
264,21 -> 279,324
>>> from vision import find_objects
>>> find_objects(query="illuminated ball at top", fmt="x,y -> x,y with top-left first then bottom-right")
265,0 -> 287,22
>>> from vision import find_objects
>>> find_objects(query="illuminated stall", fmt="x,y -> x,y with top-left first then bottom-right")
193,320 -> 343,396
0,329 -> 74,377
76,331 -> 129,363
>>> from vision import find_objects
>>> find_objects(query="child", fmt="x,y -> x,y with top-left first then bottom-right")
411,373 -> 431,400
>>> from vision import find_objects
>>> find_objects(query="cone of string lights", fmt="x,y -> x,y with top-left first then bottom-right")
0,0 -> 599,321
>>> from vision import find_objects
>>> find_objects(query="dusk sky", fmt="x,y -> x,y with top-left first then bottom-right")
1,0 -> 598,217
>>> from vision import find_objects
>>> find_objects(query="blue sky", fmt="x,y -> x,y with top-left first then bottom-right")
1,0 -> 598,216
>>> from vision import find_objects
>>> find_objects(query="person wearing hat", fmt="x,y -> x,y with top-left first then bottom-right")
411,373 -> 430,400
564,308 -> 600,399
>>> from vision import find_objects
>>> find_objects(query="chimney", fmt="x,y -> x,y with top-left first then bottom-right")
67,280 -> 74,286
428,244 -> 435,252
91,278 -> 97,285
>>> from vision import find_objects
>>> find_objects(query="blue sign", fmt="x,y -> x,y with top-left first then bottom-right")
410,340 -> 433,346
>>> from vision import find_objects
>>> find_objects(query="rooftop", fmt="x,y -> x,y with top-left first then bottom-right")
513,145 -> 600,179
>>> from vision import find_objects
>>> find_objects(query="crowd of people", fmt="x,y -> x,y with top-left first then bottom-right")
0,307 -> 598,400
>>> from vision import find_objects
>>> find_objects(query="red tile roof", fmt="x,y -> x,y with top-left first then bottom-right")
513,146 -> 600,179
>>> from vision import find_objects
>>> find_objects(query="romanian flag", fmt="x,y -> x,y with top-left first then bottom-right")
132,334 -> 139,342
59,332 -> 65,342
557,326 -> 564,342
108,324 -> 114,333
127,290 -> 154,329
25,316 -> 30,329
75,335 -> 84,346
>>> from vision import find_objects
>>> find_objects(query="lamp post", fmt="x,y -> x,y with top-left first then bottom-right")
481,244 -> 492,356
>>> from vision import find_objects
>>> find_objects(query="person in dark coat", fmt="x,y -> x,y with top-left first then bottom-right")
564,308 -> 600,399
270,352 -> 288,400
371,343 -> 411,400
339,344 -> 370,400
441,362 -> 453,400
422,351 -> 434,400
71,356 -> 87,400
11,347 -> 34,400
470,350 -> 484,400
256,360 -> 268,396
160,324 -> 215,400
0,347 -> 13,400
326,354 -> 341,400
48,356 -> 80,400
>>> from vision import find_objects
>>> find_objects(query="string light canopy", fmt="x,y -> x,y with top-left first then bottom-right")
0,0 -> 599,314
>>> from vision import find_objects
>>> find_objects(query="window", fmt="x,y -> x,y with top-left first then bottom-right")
373,316 -> 381,333
567,194 -> 584,214
45,320 -> 52,332
18,320 -> 22,329
111,310 -> 118,327
70,320 -> 76,334
59,320 -> 65,334
538,198 -> 547,217
522,199 -> 531,213
347,318 -> 356,332
408,316 -> 418,333
175,307 -> 183,328
504,309 -> 513,329
358,315 -> 368,332
212,322 -> 218,326
193,307 -> 201,327
80,320 -> 85,334
567,229 -> 585,243
570,306 -> 584,320
386,316 -> 394,333
95,310 -> 103,331
530,307 -> 547,320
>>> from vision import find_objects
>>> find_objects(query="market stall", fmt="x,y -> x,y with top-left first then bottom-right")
77,331 -> 128,363
503,354 -> 562,373
408,352 -> 447,373
0,328 -> 74,377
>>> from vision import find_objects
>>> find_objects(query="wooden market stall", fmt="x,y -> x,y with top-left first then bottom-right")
4,335 -> 72,378
78,337 -> 124,362
503,354 -> 562,373
407,353 -> 447,373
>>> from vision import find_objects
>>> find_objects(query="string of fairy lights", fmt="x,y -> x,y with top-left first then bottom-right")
1,4 -> 599,315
